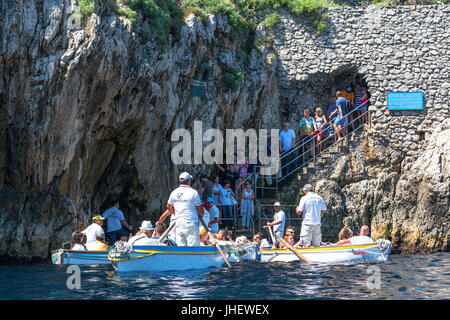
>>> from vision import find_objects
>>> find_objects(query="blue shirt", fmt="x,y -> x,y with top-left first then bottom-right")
336,97 -> 347,117
279,129 -> 296,152
102,207 -> 125,232
329,104 -> 337,119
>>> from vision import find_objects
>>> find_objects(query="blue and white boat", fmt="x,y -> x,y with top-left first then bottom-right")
51,249 -> 110,265
259,239 -> 392,264
108,245 -> 236,272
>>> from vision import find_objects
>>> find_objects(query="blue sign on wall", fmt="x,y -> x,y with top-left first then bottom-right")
387,92 -> 424,110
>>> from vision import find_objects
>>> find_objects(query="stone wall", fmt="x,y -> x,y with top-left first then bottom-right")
270,5 -> 449,159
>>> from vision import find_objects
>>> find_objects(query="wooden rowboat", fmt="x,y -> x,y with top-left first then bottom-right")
51,249 -> 110,265
259,239 -> 391,264
108,245 -> 237,272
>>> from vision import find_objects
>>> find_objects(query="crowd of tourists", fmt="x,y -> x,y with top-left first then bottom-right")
63,173 -> 374,252
280,85 -> 369,177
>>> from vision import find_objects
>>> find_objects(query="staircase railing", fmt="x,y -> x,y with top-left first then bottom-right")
231,106 -> 368,233
259,106 -> 369,195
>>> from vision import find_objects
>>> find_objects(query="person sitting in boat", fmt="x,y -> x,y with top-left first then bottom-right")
81,215 -> 106,245
280,226 -> 296,249
71,232 -> 86,251
252,233 -> 261,247
349,225 -> 374,245
86,234 -> 109,251
128,221 -> 167,247
199,227 -> 213,246
332,227 -> 354,246
215,229 -> 234,246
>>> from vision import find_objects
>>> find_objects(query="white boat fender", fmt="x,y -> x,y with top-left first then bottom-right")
377,239 -> 391,254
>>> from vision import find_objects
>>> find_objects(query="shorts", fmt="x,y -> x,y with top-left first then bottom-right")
313,130 -> 323,137
300,224 -> 322,247
106,228 -> 127,244
335,115 -> 346,126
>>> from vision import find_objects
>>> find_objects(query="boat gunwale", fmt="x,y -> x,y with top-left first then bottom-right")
260,243 -> 378,254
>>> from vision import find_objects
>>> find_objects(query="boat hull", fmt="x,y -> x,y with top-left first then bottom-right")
260,240 -> 391,264
109,245 -> 233,272
51,250 -> 110,265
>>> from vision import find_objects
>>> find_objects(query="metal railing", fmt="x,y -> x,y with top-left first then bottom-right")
262,106 -> 369,188
221,104 -> 369,236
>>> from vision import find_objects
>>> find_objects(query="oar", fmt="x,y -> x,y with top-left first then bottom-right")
275,233 -> 311,264
267,225 -> 276,245
158,220 -> 176,243
199,217 -> 231,268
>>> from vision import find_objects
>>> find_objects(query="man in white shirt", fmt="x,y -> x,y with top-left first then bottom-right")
264,202 -> 286,245
349,225 -> 374,245
279,122 -> 297,176
206,197 -> 220,234
295,184 -> 327,247
81,215 -> 106,244
129,221 -> 167,246
165,172 -> 205,246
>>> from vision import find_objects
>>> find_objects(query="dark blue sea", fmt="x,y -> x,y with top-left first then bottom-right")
0,253 -> 448,300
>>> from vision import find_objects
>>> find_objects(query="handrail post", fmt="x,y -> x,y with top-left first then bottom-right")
313,134 -> 316,168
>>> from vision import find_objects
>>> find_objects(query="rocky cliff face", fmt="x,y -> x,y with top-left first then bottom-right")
0,1 -> 448,261
0,0 -> 279,261
294,119 -> 449,254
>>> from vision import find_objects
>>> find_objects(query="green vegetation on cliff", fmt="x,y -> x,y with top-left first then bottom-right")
76,0 -> 335,47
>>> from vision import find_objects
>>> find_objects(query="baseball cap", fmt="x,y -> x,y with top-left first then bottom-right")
179,172 -> 193,180
206,197 -> 214,202
273,202 -> 281,207
92,215 -> 105,221
303,184 -> 313,191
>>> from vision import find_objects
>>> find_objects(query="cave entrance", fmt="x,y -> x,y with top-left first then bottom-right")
323,68 -> 370,132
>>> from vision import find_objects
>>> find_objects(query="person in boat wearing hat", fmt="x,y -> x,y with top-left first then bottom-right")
128,221 -> 167,246
86,233 -> 109,251
263,202 -> 286,247
165,172 -> 205,246
295,184 -> 327,248
81,215 -> 106,245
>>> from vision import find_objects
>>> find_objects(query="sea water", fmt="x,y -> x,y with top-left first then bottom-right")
0,252 -> 448,300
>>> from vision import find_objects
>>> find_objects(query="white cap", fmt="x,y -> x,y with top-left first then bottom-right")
139,220 -> 154,230
179,172 -> 193,180
273,202 -> 281,207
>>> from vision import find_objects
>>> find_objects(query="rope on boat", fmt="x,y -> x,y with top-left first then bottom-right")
107,250 -> 158,262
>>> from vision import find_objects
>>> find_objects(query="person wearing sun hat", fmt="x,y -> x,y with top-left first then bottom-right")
164,172 -> 205,246
128,220 -> 165,246
81,215 -> 106,244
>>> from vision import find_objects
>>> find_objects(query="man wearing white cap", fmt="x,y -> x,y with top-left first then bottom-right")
165,172 -> 204,246
263,202 -> 286,243
295,184 -> 327,247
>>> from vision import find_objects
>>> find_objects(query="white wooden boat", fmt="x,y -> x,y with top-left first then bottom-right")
108,245 -> 236,272
260,239 -> 391,264
51,249 -> 110,265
